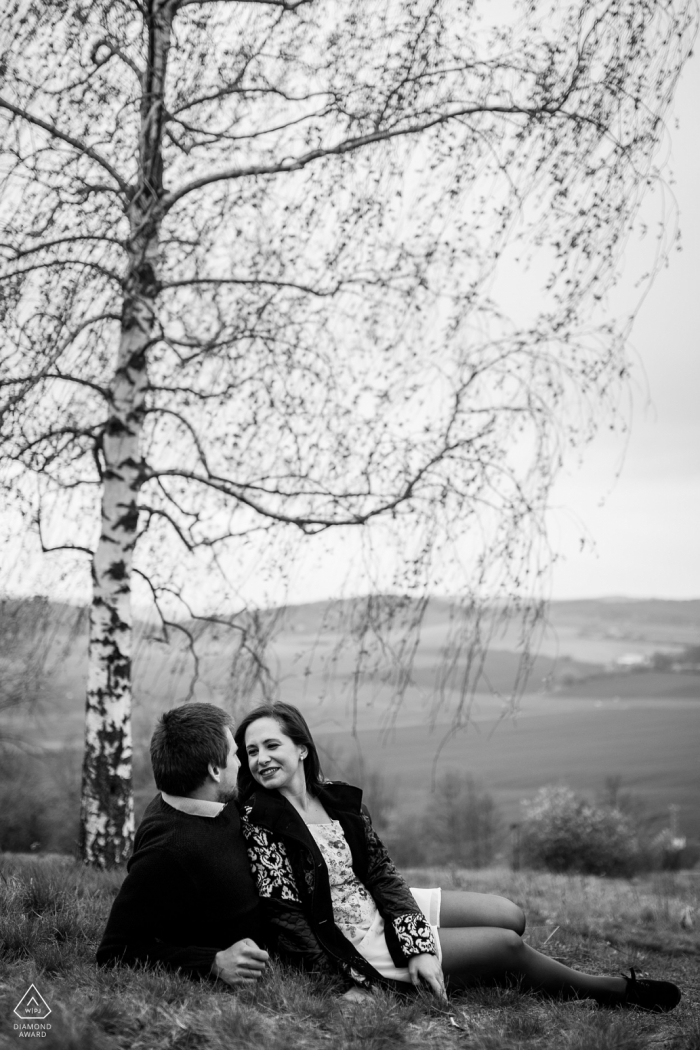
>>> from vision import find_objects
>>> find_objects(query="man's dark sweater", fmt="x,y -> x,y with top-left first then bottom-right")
96,795 -> 263,977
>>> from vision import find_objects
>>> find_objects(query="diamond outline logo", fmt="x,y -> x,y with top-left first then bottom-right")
14,984 -> 51,1021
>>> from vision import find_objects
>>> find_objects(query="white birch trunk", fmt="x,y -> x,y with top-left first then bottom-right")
80,1 -> 174,866
79,323 -> 147,865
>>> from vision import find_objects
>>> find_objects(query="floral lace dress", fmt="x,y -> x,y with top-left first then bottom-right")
307,820 -> 428,982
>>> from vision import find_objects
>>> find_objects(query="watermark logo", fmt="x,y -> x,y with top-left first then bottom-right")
14,985 -> 51,1021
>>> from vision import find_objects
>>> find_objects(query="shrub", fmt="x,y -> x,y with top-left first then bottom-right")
421,772 -> 501,868
521,784 -> 641,877
385,772 -> 501,868
383,812 -> 429,867
0,741 -> 157,855
333,754 -> 397,836
0,750 -> 81,853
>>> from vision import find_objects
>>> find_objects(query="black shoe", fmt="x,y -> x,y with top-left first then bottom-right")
620,968 -> 681,1013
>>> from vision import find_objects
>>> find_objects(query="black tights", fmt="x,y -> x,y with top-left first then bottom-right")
435,891 -> 625,1004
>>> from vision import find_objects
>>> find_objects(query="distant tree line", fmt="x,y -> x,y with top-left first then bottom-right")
649,645 -> 700,673
329,757 -> 700,875
1,737 -> 697,875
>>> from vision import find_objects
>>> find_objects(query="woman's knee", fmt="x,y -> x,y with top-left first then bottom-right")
509,903 -> 526,936
494,896 -> 526,935
440,891 -> 526,933
498,928 -> 527,967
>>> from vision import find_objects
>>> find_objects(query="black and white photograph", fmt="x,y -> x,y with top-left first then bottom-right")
1,1 -> 698,1046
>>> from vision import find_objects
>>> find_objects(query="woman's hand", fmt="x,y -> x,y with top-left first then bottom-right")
407,953 -> 446,1000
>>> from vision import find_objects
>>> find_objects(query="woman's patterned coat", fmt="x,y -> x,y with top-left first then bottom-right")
240,782 -> 436,987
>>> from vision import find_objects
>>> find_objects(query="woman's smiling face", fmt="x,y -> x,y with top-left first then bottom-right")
244,716 -> 307,793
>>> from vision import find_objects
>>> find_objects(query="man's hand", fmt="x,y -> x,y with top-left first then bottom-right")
211,938 -> 269,986
407,953 -> 446,999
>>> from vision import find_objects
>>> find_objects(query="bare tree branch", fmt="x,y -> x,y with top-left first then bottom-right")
0,97 -> 129,195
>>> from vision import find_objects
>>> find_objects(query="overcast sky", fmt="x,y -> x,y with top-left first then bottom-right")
544,49 -> 699,600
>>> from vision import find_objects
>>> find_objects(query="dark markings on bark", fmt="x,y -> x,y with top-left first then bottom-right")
106,559 -> 127,580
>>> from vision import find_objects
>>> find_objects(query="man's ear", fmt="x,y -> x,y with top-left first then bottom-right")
208,762 -> 221,783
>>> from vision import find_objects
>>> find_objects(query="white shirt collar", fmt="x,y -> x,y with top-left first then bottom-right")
161,792 -> 225,818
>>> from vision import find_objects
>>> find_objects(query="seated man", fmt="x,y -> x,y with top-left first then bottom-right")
97,702 -> 269,987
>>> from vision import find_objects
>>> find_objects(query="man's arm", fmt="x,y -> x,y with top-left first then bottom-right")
96,846 -> 227,977
97,936 -> 217,975
98,907 -> 269,982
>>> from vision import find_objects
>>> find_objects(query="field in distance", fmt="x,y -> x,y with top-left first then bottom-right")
314,694 -> 700,842
1,595 -> 698,842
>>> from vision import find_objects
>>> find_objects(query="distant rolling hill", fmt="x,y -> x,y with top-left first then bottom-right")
1,594 -> 699,736
1,595 -> 698,842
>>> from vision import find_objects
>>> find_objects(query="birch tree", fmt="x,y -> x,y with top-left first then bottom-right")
0,0 -> 696,865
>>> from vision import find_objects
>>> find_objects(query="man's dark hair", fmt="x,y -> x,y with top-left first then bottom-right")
150,703 -> 234,796
234,701 -> 324,800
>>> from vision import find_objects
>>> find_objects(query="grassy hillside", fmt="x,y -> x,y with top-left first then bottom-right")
1,855 -> 697,1049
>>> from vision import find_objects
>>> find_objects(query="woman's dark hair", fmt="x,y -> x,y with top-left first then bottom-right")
151,703 -> 234,796
234,702 -> 324,800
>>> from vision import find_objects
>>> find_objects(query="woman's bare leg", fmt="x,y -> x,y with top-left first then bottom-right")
440,891 -> 525,934
438,927 -> 626,1003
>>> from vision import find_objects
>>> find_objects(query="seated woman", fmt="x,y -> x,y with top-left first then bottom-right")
234,702 -> 680,1011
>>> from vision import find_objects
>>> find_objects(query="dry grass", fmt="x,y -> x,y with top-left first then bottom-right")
1,856 -> 698,1049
